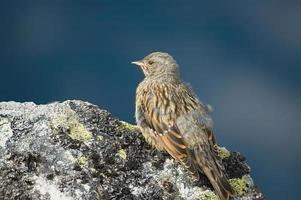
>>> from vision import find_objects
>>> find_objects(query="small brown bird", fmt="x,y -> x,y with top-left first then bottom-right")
133,52 -> 235,200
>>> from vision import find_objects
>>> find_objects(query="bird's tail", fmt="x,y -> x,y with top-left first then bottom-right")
193,144 -> 235,200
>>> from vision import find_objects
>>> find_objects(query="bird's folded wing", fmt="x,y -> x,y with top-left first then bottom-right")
153,117 -> 200,177
141,91 -> 199,178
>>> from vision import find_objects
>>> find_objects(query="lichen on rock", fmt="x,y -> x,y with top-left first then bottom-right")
198,190 -> 219,200
117,149 -> 127,160
215,145 -> 231,159
117,121 -> 138,132
229,175 -> 254,197
50,114 -> 93,143
0,100 -> 264,200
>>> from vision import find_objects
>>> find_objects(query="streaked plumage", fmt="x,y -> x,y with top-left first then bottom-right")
133,52 -> 235,200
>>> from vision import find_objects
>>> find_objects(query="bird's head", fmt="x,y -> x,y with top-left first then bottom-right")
132,52 -> 180,79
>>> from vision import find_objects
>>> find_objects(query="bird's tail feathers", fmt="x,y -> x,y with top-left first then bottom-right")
194,145 -> 235,200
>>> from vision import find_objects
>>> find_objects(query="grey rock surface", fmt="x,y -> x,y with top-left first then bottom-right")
0,100 -> 264,200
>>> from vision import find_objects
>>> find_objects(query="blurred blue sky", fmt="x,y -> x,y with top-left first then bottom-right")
1,1 -> 300,199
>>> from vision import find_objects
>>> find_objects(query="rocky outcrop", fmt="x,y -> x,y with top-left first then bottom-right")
0,100 -> 264,200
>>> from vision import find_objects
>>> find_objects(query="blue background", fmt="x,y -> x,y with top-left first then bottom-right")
1,1 -> 300,199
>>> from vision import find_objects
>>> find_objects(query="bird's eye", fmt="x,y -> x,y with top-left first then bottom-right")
148,60 -> 154,65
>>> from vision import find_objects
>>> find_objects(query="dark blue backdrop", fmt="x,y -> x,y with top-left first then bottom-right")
1,1 -> 300,199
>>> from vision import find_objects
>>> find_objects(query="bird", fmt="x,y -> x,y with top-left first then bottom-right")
132,52 -> 235,200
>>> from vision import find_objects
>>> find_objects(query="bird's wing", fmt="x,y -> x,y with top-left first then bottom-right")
140,83 -> 201,178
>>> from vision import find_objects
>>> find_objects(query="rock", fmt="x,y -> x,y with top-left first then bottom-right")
0,100 -> 264,200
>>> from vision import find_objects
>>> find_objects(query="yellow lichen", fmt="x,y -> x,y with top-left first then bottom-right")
50,115 -> 92,142
78,156 -> 88,167
215,145 -> 231,159
117,121 -> 138,132
69,121 -> 92,142
198,190 -> 219,200
229,176 -> 250,196
96,135 -> 104,141
117,149 -> 127,160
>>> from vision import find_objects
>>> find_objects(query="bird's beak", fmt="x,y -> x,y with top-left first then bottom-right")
131,60 -> 144,67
